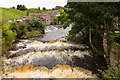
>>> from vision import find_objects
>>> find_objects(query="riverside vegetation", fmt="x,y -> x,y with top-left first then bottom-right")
2,19 -> 45,57
1,2 -> 120,79
58,2 -> 120,78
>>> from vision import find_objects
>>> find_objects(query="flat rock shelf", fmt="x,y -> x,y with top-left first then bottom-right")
2,25 -> 106,78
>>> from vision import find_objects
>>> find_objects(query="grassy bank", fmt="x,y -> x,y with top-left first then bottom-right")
1,8 -> 27,21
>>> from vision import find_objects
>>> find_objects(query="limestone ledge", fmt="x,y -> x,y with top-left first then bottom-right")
9,40 -> 89,58
2,64 -> 96,78
4,50 -> 91,68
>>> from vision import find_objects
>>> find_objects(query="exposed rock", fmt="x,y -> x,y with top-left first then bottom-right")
45,25 -> 59,33
2,25 -> 105,78
2,64 -> 96,78
9,41 -> 89,58
5,50 -> 91,68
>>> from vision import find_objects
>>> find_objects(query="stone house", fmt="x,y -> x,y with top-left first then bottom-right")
20,16 -> 31,23
29,11 -> 60,25
6,11 -> 60,25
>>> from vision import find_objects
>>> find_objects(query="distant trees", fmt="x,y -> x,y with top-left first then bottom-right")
38,7 -> 41,10
52,8 -> 55,10
12,6 -> 15,9
42,7 -> 46,10
17,4 -> 27,11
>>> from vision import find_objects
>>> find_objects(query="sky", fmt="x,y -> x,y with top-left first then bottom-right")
0,0 -> 67,9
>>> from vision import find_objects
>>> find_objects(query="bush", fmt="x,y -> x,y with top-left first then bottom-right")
25,30 -> 43,38
28,19 -> 45,30
2,29 -> 16,56
2,20 -> 45,56
102,65 -> 120,78
16,24 -> 26,38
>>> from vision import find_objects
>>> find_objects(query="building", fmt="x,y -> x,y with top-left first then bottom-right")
6,11 -> 60,25
55,6 -> 63,10
29,11 -> 60,25
20,16 -> 31,22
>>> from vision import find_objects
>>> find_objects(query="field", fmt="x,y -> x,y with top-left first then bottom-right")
1,8 -> 27,21
0,7 -> 60,22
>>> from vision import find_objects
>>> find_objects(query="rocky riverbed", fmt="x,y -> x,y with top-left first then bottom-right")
1,25 -> 106,78
9,40 -> 89,58
2,40 -> 98,78
2,64 -> 96,78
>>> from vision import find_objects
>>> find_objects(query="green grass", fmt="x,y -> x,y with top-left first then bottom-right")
0,7 -> 59,22
1,7 -> 27,21
0,8 -> 2,23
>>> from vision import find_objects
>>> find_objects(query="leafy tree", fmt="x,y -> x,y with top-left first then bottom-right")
28,19 -> 45,33
12,6 -> 15,9
51,18 -> 59,25
42,7 -> 46,10
17,4 -> 27,11
59,2 -> 120,62
52,8 -> 55,10
38,7 -> 41,10
10,22 -> 18,32
17,23 -> 26,38
2,19 -> 45,56
2,22 -> 17,56
58,2 -> 120,78
58,8 -> 72,28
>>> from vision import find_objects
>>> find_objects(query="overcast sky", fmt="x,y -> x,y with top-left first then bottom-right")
0,0 -> 67,9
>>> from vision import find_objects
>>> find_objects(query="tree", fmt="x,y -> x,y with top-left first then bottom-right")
17,4 -> 27,11
58,8 -> 72,28
28,19 -> 45,33
2,22 -> 17,56
59,2 -> 120,63
17,5 -> 20,10
38,7 -> 41,10
17,23 -> 26,38
42,7 -> 46,10
22,5 -> 27,10
12,6 -> 15,9
58,3 -> 120,78
52,8 -> 55,10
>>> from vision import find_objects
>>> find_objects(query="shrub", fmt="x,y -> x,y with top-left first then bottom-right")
25,30 -> 43,38
102,65 -> 120,78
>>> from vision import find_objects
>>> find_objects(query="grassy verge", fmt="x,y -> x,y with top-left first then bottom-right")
1,8 -> 27,21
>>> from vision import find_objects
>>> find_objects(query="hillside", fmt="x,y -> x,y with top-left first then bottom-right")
1,8 -> 27,21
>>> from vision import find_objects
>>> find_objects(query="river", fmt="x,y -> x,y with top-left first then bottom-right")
2,25 -> 106,78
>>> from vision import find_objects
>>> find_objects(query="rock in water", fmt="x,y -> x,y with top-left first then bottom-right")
9,41 -> 89,58
2,64 -> 96,78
